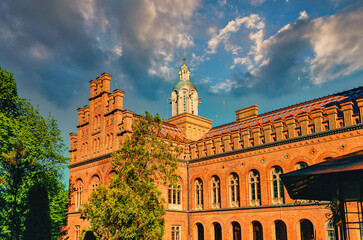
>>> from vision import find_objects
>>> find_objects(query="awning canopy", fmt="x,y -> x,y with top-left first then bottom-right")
281,150 -> 363,201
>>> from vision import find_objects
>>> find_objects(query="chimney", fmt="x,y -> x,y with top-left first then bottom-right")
235,105 -> 259,122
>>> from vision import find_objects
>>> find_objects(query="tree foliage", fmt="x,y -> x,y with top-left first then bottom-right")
0,66 -> 68,240
23,183 -> 52,240
82,112 -> 181,240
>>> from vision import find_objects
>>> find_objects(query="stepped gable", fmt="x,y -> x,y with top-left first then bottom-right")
132,113 -> 186,142
202,86 -> 363,139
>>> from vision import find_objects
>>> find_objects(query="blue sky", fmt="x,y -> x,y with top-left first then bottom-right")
0,0 -> 362,183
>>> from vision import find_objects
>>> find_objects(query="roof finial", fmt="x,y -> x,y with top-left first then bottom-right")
183,57 -> 186,64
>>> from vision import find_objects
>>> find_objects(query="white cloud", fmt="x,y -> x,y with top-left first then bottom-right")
308,5 -> 363,84
228,3 -> 363,91
207,14 -> 263,54
210,79 -> 240,93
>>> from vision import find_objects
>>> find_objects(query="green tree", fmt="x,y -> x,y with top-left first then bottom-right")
23,183 -> 52,240
0,137 -> 37,240
0,67 -> 68,240
82,112 -> 181,240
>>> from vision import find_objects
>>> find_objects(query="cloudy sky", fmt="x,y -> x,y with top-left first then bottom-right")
1,0 -> 362,181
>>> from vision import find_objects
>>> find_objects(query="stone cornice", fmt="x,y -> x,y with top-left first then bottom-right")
104,108 -> 123,117
69,123 -> 363,169
69,152 -> 112,169
88,90 -> 111,101
190,123 -> 363,163
76,121 -> 89,128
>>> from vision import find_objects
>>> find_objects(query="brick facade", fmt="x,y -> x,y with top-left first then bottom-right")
67,71 -> 363,240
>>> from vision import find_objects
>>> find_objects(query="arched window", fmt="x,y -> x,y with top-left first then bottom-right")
97,138 -> 100,152
75,179 -> 83,211
232,221 -> 242,240
249,170 -> 261,206
214,222 -> 222,240
106,134 -> 109,149
171,225 -> 181,240
195,178 -> 203,210
110,133 -> 113,149
271,166 -> 285,204
253,221 -> 263,240
183,90 -> 187,112
211,176 -> 221,209
91,175 -> 100,191
295,162 -> 308,170
327,220 -> 335,240
168,179 -> 182,210
229,173 -> 240,207
197,223 -> 204,240
275,220 -> 287,240
300,219 -> 314,240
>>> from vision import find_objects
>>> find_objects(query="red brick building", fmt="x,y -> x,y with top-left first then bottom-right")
67,64 -> 363,240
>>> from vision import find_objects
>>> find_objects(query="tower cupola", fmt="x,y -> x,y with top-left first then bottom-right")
170,63 -> 200,117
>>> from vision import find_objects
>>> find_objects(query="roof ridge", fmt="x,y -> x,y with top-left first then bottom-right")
207,86 -> 363,131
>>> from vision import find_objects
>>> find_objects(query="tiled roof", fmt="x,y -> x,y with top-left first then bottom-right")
202,86 -> 363,139
160,122 -> 186,141
132,113 -> 186,142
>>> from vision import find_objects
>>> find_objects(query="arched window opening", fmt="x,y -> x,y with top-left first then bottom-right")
295,162 -> 308,170
271,166 -> 285,204
230,173 -> 240,207
197,223 -> 204,240
106,134 -> 109,149
214,222 -> 222,240
275,220 -> 287,240
300,219 -> 315,240
211,176 -> 221,209
75,179 -> 83,211
195,178 -> 203,210
253,221 -> 263,240
232,221 -> 242,240
249,170 -> 261,206
91,175 -> 100,191
171,225 -> 181,240
327,221 -> 335,240
110,133 -> 113,149
168,179 -> 182,210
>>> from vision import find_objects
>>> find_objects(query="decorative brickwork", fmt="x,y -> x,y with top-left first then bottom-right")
67,70 -> 363,240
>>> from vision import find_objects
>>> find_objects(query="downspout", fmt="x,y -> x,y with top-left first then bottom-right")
187,161 -> 190,240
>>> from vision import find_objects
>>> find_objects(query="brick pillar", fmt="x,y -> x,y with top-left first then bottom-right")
341,101 -> 354,126
262,122 -> 272,143
214,137 -> 222,154
190,144 -> 197,159
326,105 -> 338,130
297,112 -> 309,136
197,142 -> 206,158
123,110 -> 133,132
251,125 -> 261,146
77,108 -> 84,125
114,89 -> 125,110
311,109 -> 323,133
89,80 -> 97,98
285,116 -> 297,138
357,98 -> 363,123
231,132 -> 241,150
273,119 -> 284,141
205,140 -> 213,156
222,135 -> 231,152
100,72 -> 111,92
241,128 -> 251,148
84,106 -> 90,123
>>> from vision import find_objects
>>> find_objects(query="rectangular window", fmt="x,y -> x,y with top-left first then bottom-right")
75,225 -> 80,240
171,225 -> 181,240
